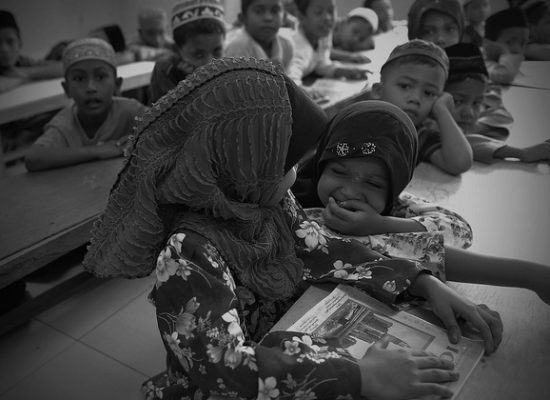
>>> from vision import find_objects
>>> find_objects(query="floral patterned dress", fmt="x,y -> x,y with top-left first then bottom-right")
142,192 -> 428,400
305,192 -> 473,282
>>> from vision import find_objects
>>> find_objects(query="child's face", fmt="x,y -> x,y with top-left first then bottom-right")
317,157 -> 389,214
62,60 -> 120,121
370,0 -> 394,31
446,78 -> 486,133
464,0 -> 491,25
375,63 -> 445,126
0,27 -> 21,69
418,10 -> 460,49
496,27 -> 530,55
139,17 -> 168,48
178,33 -> 224,70
242,0 -> 284,47
299,0 -> 336,41
338,18 -> 374,51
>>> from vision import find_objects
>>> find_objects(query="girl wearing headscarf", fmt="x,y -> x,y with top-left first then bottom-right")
407,0 -> 465,49
295,99 -> 549,307
83,58 -> 502,400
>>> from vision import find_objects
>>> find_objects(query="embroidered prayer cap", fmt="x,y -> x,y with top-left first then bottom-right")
348,7 -> 379,32
382,39 -> 450,78
171,0 -> 225,32
0,10 -> 19,38
62,38 -> 117,73
445,42 -> 488,78
82,58 -> 326,300
407,0 -> 465,40
485,8 -> 528,41
315,100 -> 418,214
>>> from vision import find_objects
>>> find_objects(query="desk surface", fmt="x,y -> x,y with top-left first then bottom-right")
0,158 -> 122,289
0,61 -> 154,126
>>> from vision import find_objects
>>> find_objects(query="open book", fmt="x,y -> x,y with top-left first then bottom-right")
286,284 -> 484,400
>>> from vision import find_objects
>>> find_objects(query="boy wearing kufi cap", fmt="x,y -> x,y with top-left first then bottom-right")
483,8 -> 529,84
149,0 -> 226,102
25,38 -> 147,172
371,39 -> 473,175
462,0 -> 492,47
332,7 -> 379,60
0,10 -> 63,93
445,42 -> 550,163
516,0 -> 550,60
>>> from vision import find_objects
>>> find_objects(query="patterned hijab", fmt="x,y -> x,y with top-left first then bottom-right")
313,100 -> 418,214
83,58 -> 327,300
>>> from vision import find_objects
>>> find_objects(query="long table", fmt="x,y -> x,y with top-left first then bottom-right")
274,84 -> 550,399
0,158 -> 123,290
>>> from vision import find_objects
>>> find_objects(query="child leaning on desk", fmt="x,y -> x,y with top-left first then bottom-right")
224,0 -> 294,72
293,100 -> 550,305
331,7 -> 378,62
286,0 -> 370,101
0,10 -> 63,93
149,0 -> 226,103
368,39 -> 474,175
126,7 -> 176,62
24,38 -> 147,172
445,42 -> 550,164
83,58 -> 502,400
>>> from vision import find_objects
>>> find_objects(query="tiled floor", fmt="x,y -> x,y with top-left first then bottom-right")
0,273 -> 165,400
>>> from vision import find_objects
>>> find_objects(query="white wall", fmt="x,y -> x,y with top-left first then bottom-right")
2,0 -> 509,59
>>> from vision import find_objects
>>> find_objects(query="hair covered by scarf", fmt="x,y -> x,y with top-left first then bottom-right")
313,101 -> 418,214
83,58 -> 310,300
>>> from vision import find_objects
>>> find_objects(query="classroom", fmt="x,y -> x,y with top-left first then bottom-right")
1,0 -> 549,399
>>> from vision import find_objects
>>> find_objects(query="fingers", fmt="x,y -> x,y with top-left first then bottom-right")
478,304 -> 503,351
462,305 -> 496,354
414,355 -> 454,370
437,307 -> 463,345
374,334 -> 390,349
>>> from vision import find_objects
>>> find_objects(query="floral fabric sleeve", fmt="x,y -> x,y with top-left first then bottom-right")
284,192 -> 427,305
151,232 -> 362,399
392,192 -> 473,250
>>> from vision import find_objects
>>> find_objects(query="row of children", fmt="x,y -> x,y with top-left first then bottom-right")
1,1 -> 548,398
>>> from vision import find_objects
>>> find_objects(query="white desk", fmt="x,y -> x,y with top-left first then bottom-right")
0,61 -> 154,125
511,60 -> 550,90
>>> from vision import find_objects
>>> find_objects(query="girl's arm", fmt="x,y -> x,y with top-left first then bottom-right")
444,245 -> 550,305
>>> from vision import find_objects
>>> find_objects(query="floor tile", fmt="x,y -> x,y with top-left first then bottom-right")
81,291 -> 166,376
0,341 -> 147,400
0,320 -> 75,395
36,275 -> 155,339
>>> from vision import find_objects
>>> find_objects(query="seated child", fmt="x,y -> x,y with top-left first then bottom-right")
370,39 -> 473,175
363,0 -> 394,33
89,24 -> 136,65
331,7 -> 378,62
294,99 -> 550,304
149,0 -> 226,103
520,0 -> 550,60
286,0 -> 370,100
407,0 -> 464,49
224,0 -> 294,72
445,42 -> 550,164
84,58 -> 502,399
127,7 -> 176,62
24,38 -> 147,172
0,10 -> 63,93
462,0 -> 491,48
483,8 -> 529,85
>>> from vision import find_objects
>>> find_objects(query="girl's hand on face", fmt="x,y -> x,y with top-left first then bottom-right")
323,197 -> 384,235
410,274 -> 503,355
359,336 -> 458,400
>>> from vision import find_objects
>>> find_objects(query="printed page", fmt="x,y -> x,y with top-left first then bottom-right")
288,285 -> 485,400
